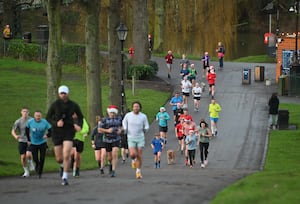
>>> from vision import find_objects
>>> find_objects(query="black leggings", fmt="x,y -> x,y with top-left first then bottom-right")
188,149 -> 196,166
31,143 -> 47,175
199,142 -> 209,163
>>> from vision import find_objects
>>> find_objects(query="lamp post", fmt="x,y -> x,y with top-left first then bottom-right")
116,22 -> 128,115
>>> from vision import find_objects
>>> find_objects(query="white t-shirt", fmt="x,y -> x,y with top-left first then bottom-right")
181,80 -> 192,93
192,86 -> 202,97
122,111 -> 149,139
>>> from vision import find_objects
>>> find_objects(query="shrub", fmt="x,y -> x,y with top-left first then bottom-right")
127,60 -> 159,80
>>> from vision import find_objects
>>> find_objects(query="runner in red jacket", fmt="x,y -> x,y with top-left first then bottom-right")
206,66 -> 216,97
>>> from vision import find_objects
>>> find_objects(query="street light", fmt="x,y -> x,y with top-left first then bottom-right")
116,22 -> 128,115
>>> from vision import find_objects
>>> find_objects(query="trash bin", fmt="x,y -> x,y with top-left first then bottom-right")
36,25 -> 49,44
23,32 -> 31,43
278,110 -> 289,130
278,75 -> 287,96
242,68 -> 251,84
254,66 -> 265,81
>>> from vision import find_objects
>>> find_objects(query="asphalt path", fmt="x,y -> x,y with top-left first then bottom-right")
0,57 -> 279,204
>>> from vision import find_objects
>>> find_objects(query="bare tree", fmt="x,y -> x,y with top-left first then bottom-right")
81,0 -> 102,127
132,0 -> 149,64
44,0 -> 62,109
108,0 -> 123,112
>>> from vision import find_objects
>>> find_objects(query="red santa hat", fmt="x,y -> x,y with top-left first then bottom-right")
107,105 -> 118,114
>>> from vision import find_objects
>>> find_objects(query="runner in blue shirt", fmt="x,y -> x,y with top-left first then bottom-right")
151,133 -> 165,168
26,110 -> 51,178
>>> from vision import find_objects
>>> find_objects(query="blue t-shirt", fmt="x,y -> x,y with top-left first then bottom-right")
180,69 -> 190,79
151,137 -> 164,153
185,134 -> 198,150
27,118 -> 51,145
156,111 -> 170,127
170,96 -> 183,111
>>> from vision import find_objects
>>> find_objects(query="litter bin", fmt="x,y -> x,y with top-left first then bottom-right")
278,75 -> 287,96
278,110 -> 289,130
36,25 -> 49,44
23,32 -> 31,43
254,66 -> 265,81
242,68 -> 251,84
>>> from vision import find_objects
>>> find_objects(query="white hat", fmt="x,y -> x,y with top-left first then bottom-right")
160,107 -> 166,111
107,105 -> 118,114
58,85 -> 69,94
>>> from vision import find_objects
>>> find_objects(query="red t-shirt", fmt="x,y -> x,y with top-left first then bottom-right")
165,54 -> 174,64
175,123 -> 184,138
207,72 -> 216,85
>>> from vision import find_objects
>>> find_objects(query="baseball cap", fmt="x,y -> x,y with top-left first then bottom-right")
58,85 -> 69,94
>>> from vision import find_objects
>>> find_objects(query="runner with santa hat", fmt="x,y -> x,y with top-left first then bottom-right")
98,105 -> 123,177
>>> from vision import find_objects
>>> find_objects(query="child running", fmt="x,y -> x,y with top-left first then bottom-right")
185,129 -> 198,168
151,133 -> 165,168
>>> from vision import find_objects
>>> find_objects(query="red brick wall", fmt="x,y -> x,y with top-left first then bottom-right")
276,35 -> 300,82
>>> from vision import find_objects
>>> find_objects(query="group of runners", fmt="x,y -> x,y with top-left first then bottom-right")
11,44 -> 225,184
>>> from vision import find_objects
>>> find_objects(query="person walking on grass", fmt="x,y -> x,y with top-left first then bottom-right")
209,98 -> 222,137
99,105 -> 123,178
156,107 -> 170,144
71,113 -> 89,177
151,133 -> 165,168
26,110 -> 51,178
122,101 -> 149,179
90,115 -> 107,175
197,120 -> 212,168
185,129 -> 198,168
11,107 -> 35,177
46,85 -> 84,186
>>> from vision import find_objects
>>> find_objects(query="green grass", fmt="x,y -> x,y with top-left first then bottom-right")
233,55 -> 276,63
0,57 -> 170,176
211,103 -> 300,204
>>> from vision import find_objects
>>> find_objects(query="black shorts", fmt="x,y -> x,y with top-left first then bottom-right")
194,96 -> 201,100
209,84 -> 215,87
52,130 -> 75,146
18,142 -> 30,155
105,141 -> 120,152
73,139 -> 84,153
120,134 -> 128,149
159,126 -> 168,133
182,92 -> 190,97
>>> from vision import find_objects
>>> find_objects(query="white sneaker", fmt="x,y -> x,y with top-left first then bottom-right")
204,160 -> 208,166
22,173 -> 30,177
201,163 -> 205,168
29,161 -> 35,171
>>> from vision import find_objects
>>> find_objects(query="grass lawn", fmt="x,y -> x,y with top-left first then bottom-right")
0,57 -> 170,176
211,103 -> 300,204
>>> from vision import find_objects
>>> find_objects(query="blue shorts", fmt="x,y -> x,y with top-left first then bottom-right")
127,136 -> 145,148
210,117 -> 219,123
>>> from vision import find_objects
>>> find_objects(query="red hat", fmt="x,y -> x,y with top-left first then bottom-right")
189,128 -> 194,132
107,105 -> 118,114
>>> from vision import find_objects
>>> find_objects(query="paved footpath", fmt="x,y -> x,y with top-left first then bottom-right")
0,57 -> 297,204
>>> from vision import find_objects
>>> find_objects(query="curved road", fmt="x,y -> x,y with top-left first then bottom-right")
0,58 -> 278,204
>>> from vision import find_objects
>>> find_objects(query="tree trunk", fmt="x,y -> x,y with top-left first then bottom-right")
45,0 -> 62,110
108,0 -> 124,114
132,0 -> 149,64
154,0 -> 164,52
83,0 -> 102,127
